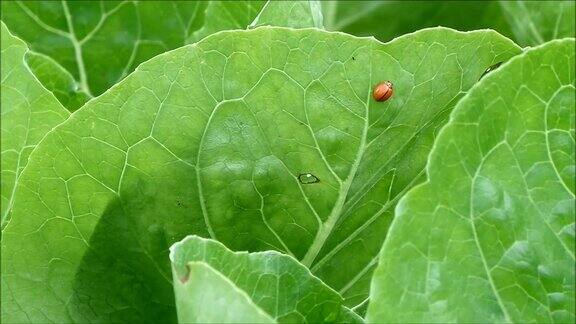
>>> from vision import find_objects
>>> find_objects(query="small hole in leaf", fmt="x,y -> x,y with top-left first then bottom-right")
298,173 -> 320,184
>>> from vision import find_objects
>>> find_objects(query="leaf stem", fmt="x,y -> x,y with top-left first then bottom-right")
62,0 -> 93,97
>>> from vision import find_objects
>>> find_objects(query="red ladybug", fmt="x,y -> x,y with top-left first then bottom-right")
373,81 -> 393,102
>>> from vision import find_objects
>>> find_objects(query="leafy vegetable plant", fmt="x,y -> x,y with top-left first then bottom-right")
1,1 -> 574,323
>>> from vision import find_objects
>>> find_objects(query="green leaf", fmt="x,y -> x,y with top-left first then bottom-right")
174,261 -> 275,324
499,1 -> 575,46
25,51 -> 91,111
171,236 -> 359,323
187,1 -> 265,43
323,0 -> 574,46
1,1 -> 264,98
249,0 -> 324,29
367,38 -> 575,323
0,22 -> 70,228
1,27 -> 520,322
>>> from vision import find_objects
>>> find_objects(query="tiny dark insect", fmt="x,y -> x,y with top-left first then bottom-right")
373,81 -> 393,102
352,56 -> 355,60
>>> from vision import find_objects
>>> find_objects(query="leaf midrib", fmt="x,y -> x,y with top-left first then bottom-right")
300,42 -> 374,267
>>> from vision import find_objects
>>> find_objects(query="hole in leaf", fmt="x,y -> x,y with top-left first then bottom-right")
298,173 -> 320,184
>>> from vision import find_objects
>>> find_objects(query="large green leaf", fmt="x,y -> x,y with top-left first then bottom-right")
367,38 -> 575,323
1,27 -> 520,322
1,0 -> 264,100
323,1 -> 574,46
171,236 -> 359,323
0,22 -> 70,227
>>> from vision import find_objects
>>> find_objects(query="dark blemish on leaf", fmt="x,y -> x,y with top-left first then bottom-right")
479,62 -> 503,80
176,200 -> 182,207
352,56 -> 355,61
298,173 -> 320,184
180,263 -> 192,284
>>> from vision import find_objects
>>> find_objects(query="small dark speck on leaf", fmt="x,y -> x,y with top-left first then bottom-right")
298,173 -> 320,184
180,264 -> 192,284
352,56 -> 355,61
480,62 -> 503,80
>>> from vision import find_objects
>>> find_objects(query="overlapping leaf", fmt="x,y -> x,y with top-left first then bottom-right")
0,22 -> 70,227
368,38 -> 575,323
174,262 -> 275,323
1,26 -> 520,322
170,236 -> 360,323
25,51 -> 91,111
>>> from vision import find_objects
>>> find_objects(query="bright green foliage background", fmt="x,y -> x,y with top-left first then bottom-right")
1,1 -> 264,105
499,1 -> 576,46
0,26 -> 519,322
1,1 -> 575,323
368,39 -> 575,323
323,0 -> 575,46
171,236 -> 360,323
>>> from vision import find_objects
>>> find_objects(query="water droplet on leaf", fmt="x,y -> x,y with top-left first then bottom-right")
298,173 -> 320,184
